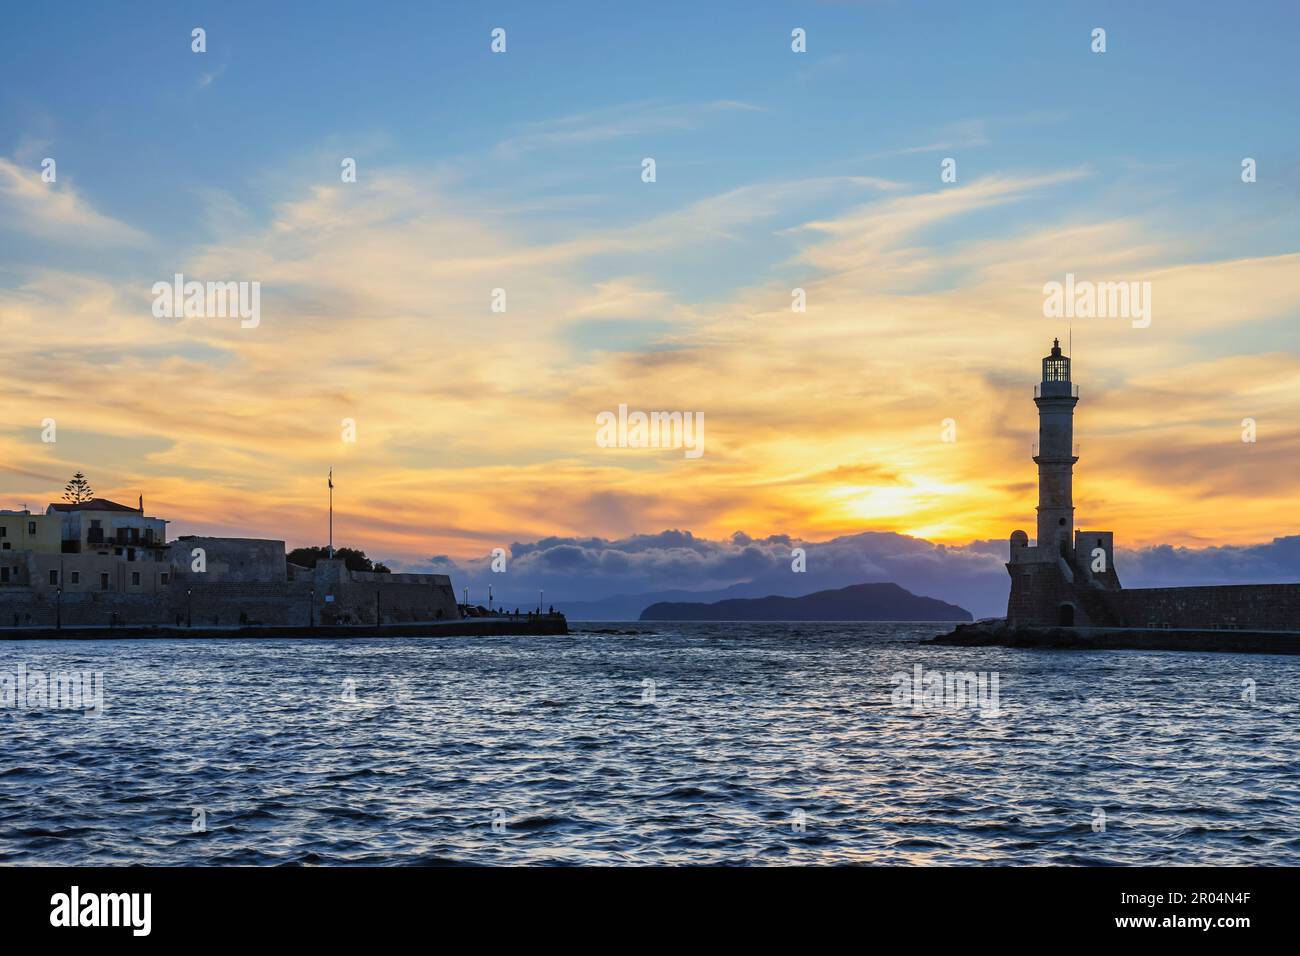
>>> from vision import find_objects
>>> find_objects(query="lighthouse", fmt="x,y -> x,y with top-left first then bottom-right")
1034,338 -> 1078,559
1007,337 -> 1117,627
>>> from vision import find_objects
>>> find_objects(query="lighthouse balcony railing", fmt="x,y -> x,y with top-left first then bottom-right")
1034,384 -> 1080,398
1032,442 -> 1080,458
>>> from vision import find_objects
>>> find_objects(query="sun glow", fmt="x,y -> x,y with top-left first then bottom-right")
834,477 -> 966,524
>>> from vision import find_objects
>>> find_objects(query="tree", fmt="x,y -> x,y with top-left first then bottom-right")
63,472 -> 94,504
286,546 -> 391,573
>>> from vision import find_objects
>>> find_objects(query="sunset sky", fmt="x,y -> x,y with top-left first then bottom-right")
2,1 -> 1298,591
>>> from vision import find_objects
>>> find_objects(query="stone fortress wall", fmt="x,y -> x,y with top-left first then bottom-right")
0,537 -> 459,629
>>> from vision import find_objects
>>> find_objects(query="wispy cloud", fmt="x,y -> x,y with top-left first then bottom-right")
854,111 -> 1068,162
197,63 -> 228,89
0,156 -> 146,245
491,99 -> 767,159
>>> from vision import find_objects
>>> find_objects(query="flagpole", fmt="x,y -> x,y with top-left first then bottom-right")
328,469 -> 334,559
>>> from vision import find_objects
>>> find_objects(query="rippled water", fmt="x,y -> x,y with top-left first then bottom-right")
1,622 -> 1297,865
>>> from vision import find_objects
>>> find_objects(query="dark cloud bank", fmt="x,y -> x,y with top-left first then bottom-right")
408,530 -> 1300,620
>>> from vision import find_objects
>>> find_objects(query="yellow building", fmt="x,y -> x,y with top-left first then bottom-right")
0,509 -> 61,554
0,509 -> 61,588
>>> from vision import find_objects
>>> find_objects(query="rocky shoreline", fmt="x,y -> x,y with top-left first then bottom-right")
926,619 -> 1300,655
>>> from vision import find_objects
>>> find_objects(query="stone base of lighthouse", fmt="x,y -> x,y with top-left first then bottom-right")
1006,535 -> 1300,631
1006,528 -> 1122,628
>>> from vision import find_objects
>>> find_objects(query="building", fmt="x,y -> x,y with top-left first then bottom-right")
48,496 -> 168,556
34,497 -> 172,595
0,509 -> 61,555
1006,339 -> 1300,630
0,496 -> 459,628
0,509 -> 61,588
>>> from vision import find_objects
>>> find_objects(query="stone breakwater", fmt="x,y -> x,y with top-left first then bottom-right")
927,619 -> 1300,655
0,615 -> 568,641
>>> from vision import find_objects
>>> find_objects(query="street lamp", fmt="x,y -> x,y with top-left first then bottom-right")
539,589 -> 543,615
56,586 -> 62,631
309,588 -> 315,627
187,588 -> 193,628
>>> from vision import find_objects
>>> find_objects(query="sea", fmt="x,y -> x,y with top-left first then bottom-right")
1,621 -> 1297,865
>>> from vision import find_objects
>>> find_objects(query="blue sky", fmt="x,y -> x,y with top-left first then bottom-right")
4,0 -> 1296,289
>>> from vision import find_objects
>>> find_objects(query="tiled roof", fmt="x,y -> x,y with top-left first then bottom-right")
47,498 -> 142,513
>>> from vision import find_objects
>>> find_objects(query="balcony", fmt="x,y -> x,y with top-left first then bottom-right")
1034,384 -> 1080,398
1032,442 -> 1081,459
105,529 -> 163,546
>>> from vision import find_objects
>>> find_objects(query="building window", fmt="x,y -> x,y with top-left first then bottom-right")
0,526 -> 6,537
160,572 -> 169,586
28,522 -> 36,535
71,571 -> 80,585
1,542 -> 8,551
131,571 -> 141,586
100,572 -> 109,591
0,568 -> 9,583
49,570 -> 58,586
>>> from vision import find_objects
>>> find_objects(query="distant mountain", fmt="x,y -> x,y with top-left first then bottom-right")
638,582 -> 972,622
562,583 -> 763,621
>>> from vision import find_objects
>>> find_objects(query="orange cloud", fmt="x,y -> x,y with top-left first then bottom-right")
2,162 -> 1298,566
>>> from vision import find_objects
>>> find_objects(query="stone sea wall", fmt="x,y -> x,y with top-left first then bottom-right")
0,567 -> 460,629
928,620 -> 1300,655
1109,583 -> 1300,631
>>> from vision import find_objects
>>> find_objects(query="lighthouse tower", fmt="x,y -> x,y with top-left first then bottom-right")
1033,338 -> 1077,559
1006,339 -> 1119,627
